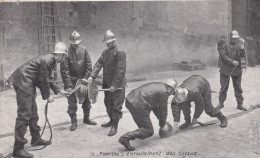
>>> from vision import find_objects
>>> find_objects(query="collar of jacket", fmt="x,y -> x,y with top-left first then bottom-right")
69,45 -> 80,52
229,40 -> 237,46
108,45 -> 118,56
50,53 -> 57,67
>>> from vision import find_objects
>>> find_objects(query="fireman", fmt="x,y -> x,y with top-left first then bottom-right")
8,42 -> 71,158
171,75 -> 228,133
118,79 -> 177,151
61,31 -> 97,131
88,30 -> 126,136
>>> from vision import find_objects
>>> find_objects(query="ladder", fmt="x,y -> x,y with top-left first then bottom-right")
38,2 -> 61,80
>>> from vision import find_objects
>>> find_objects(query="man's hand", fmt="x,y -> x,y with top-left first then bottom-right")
88,77 -> 93,83
60,89 -> 71,97
232,61 -> 239,67
110,86 -> 116,92
191,118 -> 198,126
65,88 -> 72,92
47,96 -> 54,103
81,78 -> 88,85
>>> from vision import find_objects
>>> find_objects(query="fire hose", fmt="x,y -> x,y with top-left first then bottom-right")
4,80 -> 123,157
5,102 -> 52,158
172,104 -> 260,136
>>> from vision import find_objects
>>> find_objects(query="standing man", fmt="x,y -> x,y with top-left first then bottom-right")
171,75 -> 228,132
8,42 -> 70,158
217,36 -> 227,67
61,31 -> 96,132
216,30 -> 247,111
118,80 -> 177,151
88,30 -> 126,136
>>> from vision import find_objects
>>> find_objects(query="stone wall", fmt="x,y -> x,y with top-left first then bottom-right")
0,1 -> 229,78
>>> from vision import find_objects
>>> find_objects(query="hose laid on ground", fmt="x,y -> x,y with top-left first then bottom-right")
4,102 -> 52,158
173,104 -> 260,136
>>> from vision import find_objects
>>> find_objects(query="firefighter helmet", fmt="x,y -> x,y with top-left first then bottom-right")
159,122 -> 173,138
231,30 -> 239,38
53,42 -> 68,54
166,79 -> 177,89
69,31 -> 81,44
103,30 -> 116,44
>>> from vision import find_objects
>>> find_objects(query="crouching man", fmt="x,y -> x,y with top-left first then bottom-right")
171,75 -> 227,133
8,42 -> 71,158
118,80 -> 177,151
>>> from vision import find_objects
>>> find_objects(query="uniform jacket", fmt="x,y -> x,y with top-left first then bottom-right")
61,45 -> 92,86
217,39 -> 226,53
91,45 -> 126,89
8,54 -> 62,100
172,75 -> 209,122
219,40 -> 247,76
126,82 -> 174,127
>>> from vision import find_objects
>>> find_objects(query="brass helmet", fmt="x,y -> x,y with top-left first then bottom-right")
231,30 -> 239,38
69,31 -> 81,44
166,79 -> 177,89
159,122 -> 173,138
103,30 -> 116,44
53,42 -> 68,54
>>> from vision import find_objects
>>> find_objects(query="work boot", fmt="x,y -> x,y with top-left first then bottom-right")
108,119 -> 119,136
101,119 -> 112,128
179,120 -> 191,129
69,114 -> 77,131
13,149 -> 34,158
217,113 -> 228,128
70,121 -> 77,131
31,138 -> 51,146
237,105 -> 247,111
83,116 -> 97,125
118,130 -> 143,151
216,103 -> 224,110
118,137 -> 135,151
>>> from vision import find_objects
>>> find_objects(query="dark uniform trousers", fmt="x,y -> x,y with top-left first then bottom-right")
182,80 -> 221,121
125,100 -> 155,139
105,88 -> 125,120
66,91 -> 91,120
219,73 -> 243,106
13,85 -> 41,151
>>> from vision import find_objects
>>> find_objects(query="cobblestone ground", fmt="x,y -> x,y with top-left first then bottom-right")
0,67 -> 260,158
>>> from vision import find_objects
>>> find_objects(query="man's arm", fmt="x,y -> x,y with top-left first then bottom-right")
39,63 -> 51,100
171,99 -> 182,123
60,55 -> 73,89
84,49 -> 92,79
111,51 -> 126,88
193,93 -> 205,119
157,92 -> 169,127
219,43 -> 235,66
48,74 -> 61,95
90,52 -> 104,79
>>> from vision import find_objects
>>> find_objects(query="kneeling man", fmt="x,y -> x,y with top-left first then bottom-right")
118,80 -> 177,151
172,75 -> 227,132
